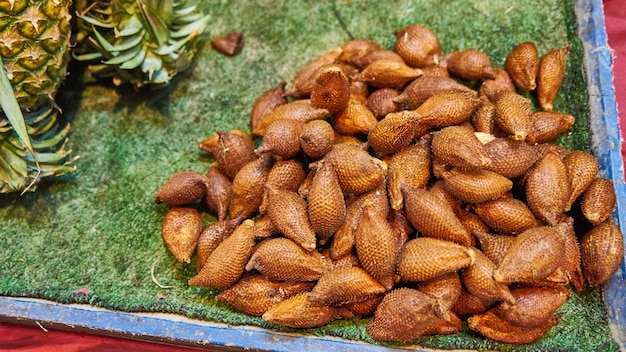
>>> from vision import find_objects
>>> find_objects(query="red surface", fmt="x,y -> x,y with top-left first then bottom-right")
2,2 -> 626,351
605,0 -> 626,162
0,322 -> 203,352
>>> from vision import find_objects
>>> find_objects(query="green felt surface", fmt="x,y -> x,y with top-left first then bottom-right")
0,0 -> 618,350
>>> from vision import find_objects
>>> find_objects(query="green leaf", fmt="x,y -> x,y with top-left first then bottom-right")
0,59 -> 37,192
155,0 -> 174,25
0,63 -> 33,154
100,29 -> 145,52
170,14 -> 210,39
92,26 -> 117,52
141,51 -> 163,81
151,69 -> 170,84
138,0 -> 170,47
72,51 -> 104,62
31,124 -> 71,150
25,151 -> 67,164
0,143 -> 28,175
105,42 -> 144,65
119,45 -> 147,69
116,15 -> 145,37
78,14 -> 116,29
173,5 -> 198,17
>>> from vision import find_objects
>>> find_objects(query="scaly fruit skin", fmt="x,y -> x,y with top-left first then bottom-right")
74,0 -> 210,87
1,0 -> 73,111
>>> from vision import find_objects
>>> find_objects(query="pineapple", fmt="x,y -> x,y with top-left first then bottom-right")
1,0 -> 75,193
74,0 -> 210,87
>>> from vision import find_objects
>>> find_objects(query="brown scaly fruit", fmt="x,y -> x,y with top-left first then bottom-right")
161,206 -> 203,263
262,292 -> 353,328
366,287 -> 441,341
216,275 -> 313,317
154,170 -> 209,205
308,266 -> 387,306
537,45 -> 571,111
307,160 -> 346,245
468,309 -> 559,344
580,219 -> 624,286
355,204 -> 400,290
245,237 -> 330,282
504,41 -> 539,91
397,237 -> 475,282
493,226 -> 565,284
188,219 -> 256,289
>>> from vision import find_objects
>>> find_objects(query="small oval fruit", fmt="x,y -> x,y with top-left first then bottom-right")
402,185 -> 472,246
357,58 -> 423,89
563,150 -> 599,210
474,198 -> 539,236
216,275 -> 313,317
300,119 -> 335,159
250,81 -> 288,137
529,110 -> 576,144
161,206 -> 203,264
309,266 -> 387,306
245,237 -> 329,281
262,292 -> 352,328
196,217 -> 242,272
431,125 -> 491,169
265,185 -> 317,251
398,237 -> 475,282
367,110 -> 418,156
331,95 -> 378,136
415,91 -> 481,129
366,287 -> 440,341
228,154 -> 273,220
204,166 -> 232,221
154,171 -> 208,205
525,151 -> 570,225
256,118 -> 305,159
504,41 -> 539,91
211,32 -> 243,56
441,168 -> 513,204
495,286 -> 570,328
580,219 -> 624,286
444,49 -> 495,80
285,47 -> 343,98
188,220 -> 256,289
355,205 -> 400,289
493,226 -> 565,284
324,143 -> 387,195
366,87 -> 400,119
494,91 -> 533,141
581,177 -> 617,225
310,64 -> 351,115
307,160 -> 346,244
537,45 -> 571,111
393,24 -> 442,68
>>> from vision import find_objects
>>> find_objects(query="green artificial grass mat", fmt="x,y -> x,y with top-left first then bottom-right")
0,0 -> 618,350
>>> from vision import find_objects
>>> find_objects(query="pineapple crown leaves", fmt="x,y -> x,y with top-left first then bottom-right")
0,104 -> 77,194
0,58 -> 40,193
74,0 -> 210,87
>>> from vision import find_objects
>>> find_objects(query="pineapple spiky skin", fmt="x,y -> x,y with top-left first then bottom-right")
74,0 -> 210,87
1,0 -> 74,193
0,0 -> 73,111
